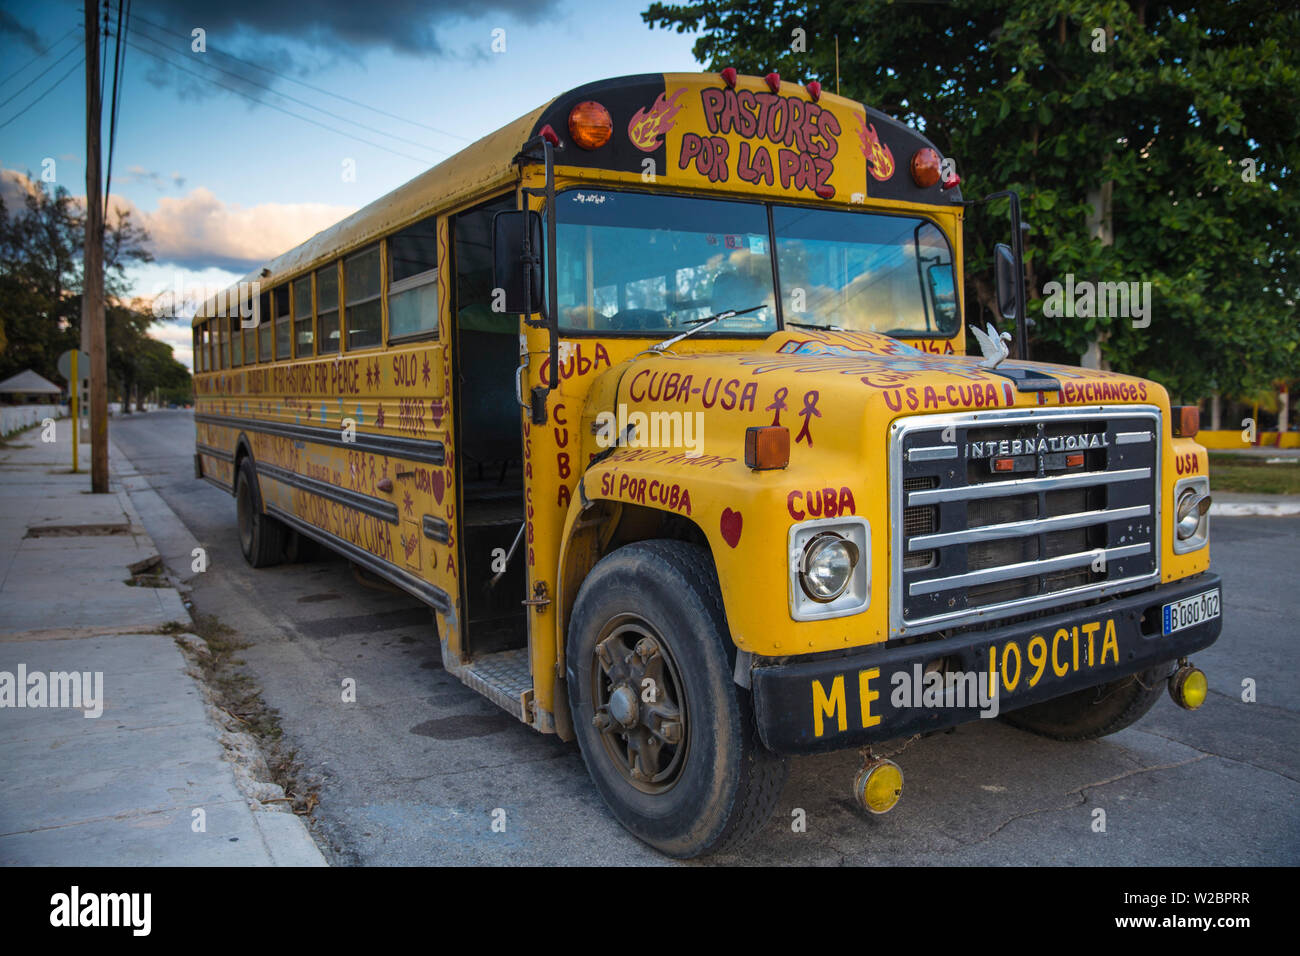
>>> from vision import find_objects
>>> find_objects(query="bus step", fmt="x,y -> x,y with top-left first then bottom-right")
464,499 -> 524,528
460,648 -> 532,722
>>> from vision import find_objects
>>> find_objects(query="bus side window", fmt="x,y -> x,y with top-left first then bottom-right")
213,317 -> 225,369
317,264 -> 340,354
344,245 -> 382,350
293,275 -> 313,357
273,285 -> 291,360
229,313 -> 243,366
387,215 -> 438,340
257,291 -> 272,362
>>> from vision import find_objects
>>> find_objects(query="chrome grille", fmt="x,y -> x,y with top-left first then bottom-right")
902,476 -> 937,570
890,406 -> 1161,636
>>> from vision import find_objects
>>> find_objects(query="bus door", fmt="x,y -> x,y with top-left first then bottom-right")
446,193 -> 533,714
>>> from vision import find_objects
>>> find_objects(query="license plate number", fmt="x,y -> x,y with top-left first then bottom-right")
1162,589 -> 1221,635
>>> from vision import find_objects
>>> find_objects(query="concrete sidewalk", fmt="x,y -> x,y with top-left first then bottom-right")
1206,446 -> 1300,515
1210,491 -> 1300,517
0,416 -> 325,866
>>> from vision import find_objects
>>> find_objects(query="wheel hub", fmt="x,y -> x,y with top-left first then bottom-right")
590,618 -> 688,793
608,684 -> 639,728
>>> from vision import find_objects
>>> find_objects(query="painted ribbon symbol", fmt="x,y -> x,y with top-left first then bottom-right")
767,386 -> 789,426
795,389 -> 820,446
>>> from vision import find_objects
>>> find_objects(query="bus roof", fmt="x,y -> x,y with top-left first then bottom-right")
193,72 -> 958,326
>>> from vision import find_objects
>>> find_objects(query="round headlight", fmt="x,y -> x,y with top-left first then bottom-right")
1175,488 -> 1210,539
799,532 -> 858,603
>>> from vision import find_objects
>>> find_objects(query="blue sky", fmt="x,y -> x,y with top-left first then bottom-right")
0,0 -> 704,365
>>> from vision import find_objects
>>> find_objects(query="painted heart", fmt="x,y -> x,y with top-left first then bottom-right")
431,468 -> 445,504
720,508 -> 743,548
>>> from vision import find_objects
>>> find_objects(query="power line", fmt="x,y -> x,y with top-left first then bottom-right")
128,9 -> 471,144
129,23 -> 451,157
0,25 -> 80,88
0,42 -> 82,110
124,38 -> 433,166
0,56 -> 86,131
100,0 -> 109,101
104,0 -> 130,211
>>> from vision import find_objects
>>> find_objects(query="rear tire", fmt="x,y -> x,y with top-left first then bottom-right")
283,528 -> 319,563
1002,664 -> 1171,740
566,540 -> 787,858
235,456 -> 286,568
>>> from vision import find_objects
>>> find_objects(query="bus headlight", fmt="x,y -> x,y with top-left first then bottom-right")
800,533 -> 858,601
788,517 -> 870,620
1172,476 -> 1210,552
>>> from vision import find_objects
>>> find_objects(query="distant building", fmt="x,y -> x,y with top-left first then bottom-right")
0,370 -> 63,404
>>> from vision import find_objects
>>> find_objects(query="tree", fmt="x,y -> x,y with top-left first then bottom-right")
643,0 -> 1299,400
0,186 -> 83,384
0,179 -> 176,403
106,299 -> 192,409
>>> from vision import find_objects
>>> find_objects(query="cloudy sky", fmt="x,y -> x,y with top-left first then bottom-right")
0,0 -> 701,366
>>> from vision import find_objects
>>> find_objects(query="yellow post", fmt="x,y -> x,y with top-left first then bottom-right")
70,350 -> 79,473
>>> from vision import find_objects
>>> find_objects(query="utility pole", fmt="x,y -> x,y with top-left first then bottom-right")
84,0 -> 109,492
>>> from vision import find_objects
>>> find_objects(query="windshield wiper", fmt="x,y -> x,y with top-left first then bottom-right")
785,319 -> 844,331
650,304 -> 766,353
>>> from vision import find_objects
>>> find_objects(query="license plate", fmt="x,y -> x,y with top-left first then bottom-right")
1162,588 -> 1221,635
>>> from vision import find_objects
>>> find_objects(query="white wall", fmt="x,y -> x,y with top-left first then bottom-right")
0,404 -> 68,437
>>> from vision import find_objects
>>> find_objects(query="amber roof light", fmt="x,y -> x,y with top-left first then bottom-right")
568,101 -> 612,150
911,148 -> 941,188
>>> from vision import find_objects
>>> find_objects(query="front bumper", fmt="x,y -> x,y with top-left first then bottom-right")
751,572 -> 1223,755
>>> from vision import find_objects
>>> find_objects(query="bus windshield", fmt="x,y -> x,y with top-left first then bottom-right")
553,190 -> 778,334
772,206 -> 957,336
553,188 -> 958,337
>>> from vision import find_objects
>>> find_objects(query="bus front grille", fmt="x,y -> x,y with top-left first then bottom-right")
889,405 -> 1162,636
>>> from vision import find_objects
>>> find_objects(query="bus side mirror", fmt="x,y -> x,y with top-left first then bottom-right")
994,243 -> 1018,321
492,210 -> 544,315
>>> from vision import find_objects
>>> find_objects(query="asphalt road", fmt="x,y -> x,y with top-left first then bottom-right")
112,410 -> 1299,866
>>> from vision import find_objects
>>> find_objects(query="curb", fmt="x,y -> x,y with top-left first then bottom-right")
109,423 -> 329,866
1210,503 -> 1300,517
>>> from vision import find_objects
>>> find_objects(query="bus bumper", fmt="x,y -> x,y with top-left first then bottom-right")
750,572 -> 1223,755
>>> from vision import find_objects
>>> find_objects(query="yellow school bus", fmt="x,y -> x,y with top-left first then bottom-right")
191,71 -> 1221,857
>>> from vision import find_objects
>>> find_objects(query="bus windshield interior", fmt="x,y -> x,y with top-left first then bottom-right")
552,188 -> 958,338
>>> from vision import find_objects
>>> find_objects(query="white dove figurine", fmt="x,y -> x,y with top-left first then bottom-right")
970,322 -> 1011,369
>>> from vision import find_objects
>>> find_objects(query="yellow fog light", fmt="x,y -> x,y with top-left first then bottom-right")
1169,664 -> 1208,710
853,758 -> 903,814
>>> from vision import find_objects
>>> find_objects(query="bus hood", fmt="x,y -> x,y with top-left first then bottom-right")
607,327 -> 1166,455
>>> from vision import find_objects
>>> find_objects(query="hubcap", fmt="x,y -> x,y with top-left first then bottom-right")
608,684 -> 639,728
590,616 -> 688,794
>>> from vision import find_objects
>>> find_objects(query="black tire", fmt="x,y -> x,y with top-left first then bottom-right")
566,540 -> 787,858
1002,664 -> 1173,741
282,528 -> 320,563
235,456 -> 286,568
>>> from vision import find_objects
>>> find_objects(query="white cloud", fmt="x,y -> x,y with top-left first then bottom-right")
150,319 -> 196,371
0,167 -> 41,209
3,166 -> 355,275
120,186 -> 356,272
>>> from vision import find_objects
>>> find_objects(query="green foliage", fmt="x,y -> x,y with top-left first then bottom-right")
0,185 -> 83,384
643,0 -> 1299,399
1207,453 -> 1300,495
0,180 -> 190,402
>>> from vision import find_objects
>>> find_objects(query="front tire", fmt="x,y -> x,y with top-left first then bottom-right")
1002,664 -> 1171,740
566,540 -> 787,858
235,456 -> 286,568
